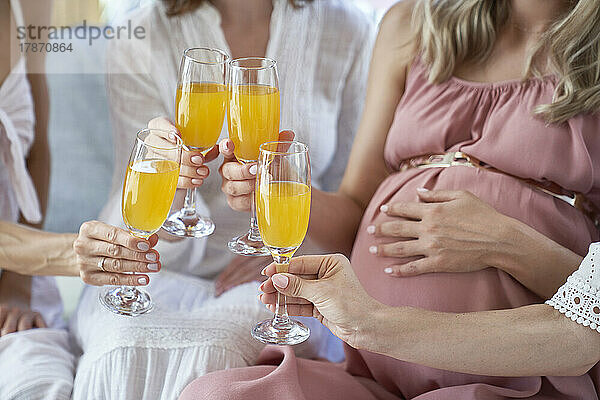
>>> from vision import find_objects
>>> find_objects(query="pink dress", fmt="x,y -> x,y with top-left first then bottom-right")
179,59 -> 600,399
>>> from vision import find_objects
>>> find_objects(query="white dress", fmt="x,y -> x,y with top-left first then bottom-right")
547,242 -> 600,333
0,1 -> 75,398
70,1 -> 375,399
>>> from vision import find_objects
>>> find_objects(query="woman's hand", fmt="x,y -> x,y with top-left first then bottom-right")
259,254 -> 383,348
0,305 -> 46,336
147,117 -> 219,190
74,221 -> 161,286
368,189 -> 512,277
219,131 -> 294,212
214,256 -> 270,296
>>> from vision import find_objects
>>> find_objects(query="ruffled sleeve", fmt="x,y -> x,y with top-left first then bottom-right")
546,242 -> 600,333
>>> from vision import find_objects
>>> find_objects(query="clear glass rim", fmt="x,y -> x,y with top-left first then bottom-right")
230,57 -> 277,71
183,47 -> 230,65
259,141 -> 308,156
137,128 -> 183,151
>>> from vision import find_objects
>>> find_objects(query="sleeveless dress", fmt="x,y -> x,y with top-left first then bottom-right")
179,59 -> 600,399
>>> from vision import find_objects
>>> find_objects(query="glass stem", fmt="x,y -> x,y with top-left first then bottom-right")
272,256 -> 291,327
183,187 -> 197,216
248,196 -> 262,242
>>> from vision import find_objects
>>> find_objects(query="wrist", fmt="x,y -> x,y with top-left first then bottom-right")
484,214 -> 529,277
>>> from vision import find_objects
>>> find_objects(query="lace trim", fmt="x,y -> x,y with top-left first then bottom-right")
546,274 -> 600,333
80,305 -> 269,366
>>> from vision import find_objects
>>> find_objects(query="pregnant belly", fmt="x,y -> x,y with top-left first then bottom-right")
346,167 -> 597,398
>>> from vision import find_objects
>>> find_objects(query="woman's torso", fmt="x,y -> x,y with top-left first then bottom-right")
348,58 -> 600,399
104,0 -> 373,277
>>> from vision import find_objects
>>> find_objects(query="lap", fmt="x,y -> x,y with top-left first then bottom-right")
180,346 -> 400,400
0,328 -> 75,400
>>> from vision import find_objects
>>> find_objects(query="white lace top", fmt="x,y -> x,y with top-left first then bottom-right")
547,242 -> 600,333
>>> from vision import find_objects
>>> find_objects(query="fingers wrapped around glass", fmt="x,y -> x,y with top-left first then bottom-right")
252,141 -> 311,345
162,47 -> 229,238
99,128 -> 182,316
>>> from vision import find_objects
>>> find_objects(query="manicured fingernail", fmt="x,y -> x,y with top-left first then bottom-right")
191,156 -> 203,165
197,167 -> 208,176
146,253 -> 157,261
168,132 -> 177,141
249,164 -> 257,176
417,187 -> 429,192
147,263 -> 159,271
384,267 -> 393,274
138,277 -> 148,285
272,274 -> 289,289
192,178 -> 203,185
226,141 -> 233,151
137,242 -> 150,251
380,204 -> 388,213
367,225 -> 375,234
369,246 -> 378,255
259,282 -> 265,291
260,266 -> 268,276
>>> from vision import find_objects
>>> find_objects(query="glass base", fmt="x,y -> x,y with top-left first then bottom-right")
162,210 -> 215,238
228,232 -> 271,256
252,318 -> 310,345
99,286 -> 153,316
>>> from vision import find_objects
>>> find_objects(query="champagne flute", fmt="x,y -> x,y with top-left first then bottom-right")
252,141 -> 311,345
99,128 -> 182,316
162,47 -> 229,238
227,57 -> 280,256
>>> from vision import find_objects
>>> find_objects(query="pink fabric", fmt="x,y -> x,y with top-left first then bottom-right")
180,60 -> 600,399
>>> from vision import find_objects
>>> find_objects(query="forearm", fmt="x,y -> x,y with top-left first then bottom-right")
363,304 -> 599,377
308,189 -> 364,256
0,221 -> 78,276
489,217 -> 583,299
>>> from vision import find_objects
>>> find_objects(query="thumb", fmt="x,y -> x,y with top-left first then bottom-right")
219,138 -> 236,161
416,188 -> 464,203
271,273 -> 314,300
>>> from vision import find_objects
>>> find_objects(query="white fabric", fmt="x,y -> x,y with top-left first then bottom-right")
0,0 -> 64,330
0,329 -> 75,400
547,242 -> 600,333
71,272 -> 269,400
0,0 -> 41,224
0,3 -> 72,399
71,2 -> 373,398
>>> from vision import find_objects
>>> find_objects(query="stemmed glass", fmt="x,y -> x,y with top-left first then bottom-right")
227,57 -> 280,256
100,128 -> 182,316
162,47 -> 229,238
252,141 -> 311,345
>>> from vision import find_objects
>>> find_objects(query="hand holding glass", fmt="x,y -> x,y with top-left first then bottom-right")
99,128 -> 182,316
162,47 -> 229,238
252,141 -> 311,345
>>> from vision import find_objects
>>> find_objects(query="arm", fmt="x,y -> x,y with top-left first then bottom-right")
311,4 -> 415,254
0,221 -> 77,276
261,253 -> 600,378
367,304 -> 600,377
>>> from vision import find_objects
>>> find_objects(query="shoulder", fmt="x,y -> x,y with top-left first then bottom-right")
378,0 -> 418,47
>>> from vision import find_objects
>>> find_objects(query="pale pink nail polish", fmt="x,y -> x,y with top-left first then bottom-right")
138,277 -> 148,285
369,246 -> 378,255
380,204 -> 388,213
384,267 -> 393,274
367,225 -> 376,234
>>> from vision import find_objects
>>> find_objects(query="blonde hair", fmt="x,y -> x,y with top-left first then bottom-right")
413,0 -> 600,124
